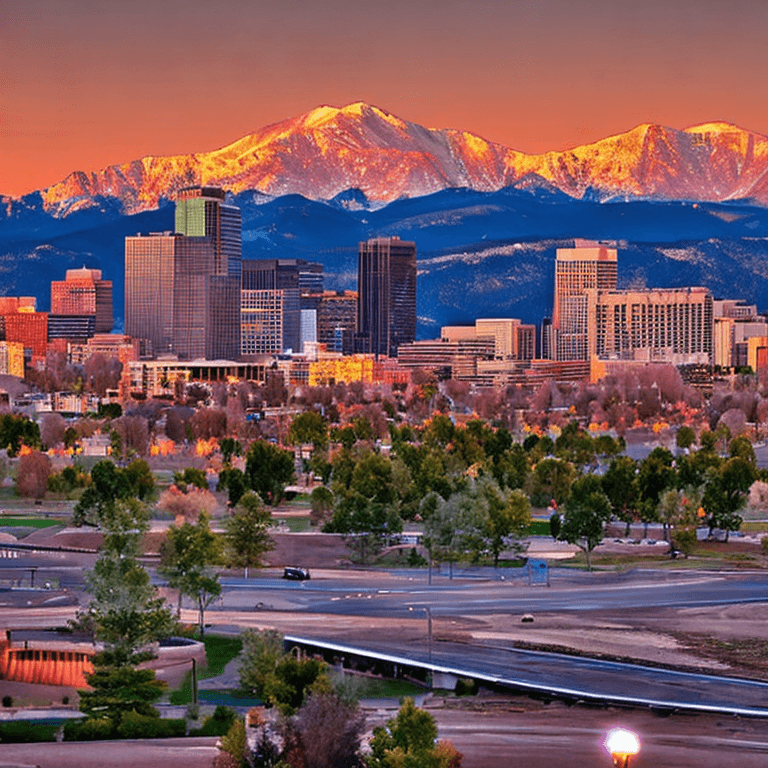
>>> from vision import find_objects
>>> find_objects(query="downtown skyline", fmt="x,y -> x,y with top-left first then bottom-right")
4,0 -> 768,197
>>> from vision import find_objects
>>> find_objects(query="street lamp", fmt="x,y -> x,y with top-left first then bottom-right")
605,728 -> 640,767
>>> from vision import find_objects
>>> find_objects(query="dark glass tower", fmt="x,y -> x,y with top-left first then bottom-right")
125,187 -> 241,360
356,237 -> 416,358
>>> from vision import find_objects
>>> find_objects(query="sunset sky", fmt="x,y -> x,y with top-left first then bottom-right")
3,0 -> 768,197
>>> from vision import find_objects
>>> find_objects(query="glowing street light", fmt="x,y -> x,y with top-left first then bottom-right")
605,728 -> 640,767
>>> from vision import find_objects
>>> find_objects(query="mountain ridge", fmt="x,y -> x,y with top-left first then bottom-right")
9,103 -> 768,217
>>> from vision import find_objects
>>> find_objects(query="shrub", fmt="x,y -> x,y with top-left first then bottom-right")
189,705 -> 238,737
0,721 -> 58,742
117,712 -> 185,739
2,695 -> 12,707
63,717 -> 115,741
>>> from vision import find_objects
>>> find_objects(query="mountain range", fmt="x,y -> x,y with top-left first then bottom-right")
6,102 -> 768,217
3,102 -> 768,339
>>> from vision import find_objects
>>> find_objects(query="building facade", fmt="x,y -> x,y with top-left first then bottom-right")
356,236 -> 416,358
594,287 -> 713,365
125,187 -> 241,360
50,267 -> 113,333
552,241 -> 618,361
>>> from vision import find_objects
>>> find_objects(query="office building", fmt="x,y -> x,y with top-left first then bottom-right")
125,187 -> 241,360
50,267 -> 113,333
356,236 -> 416,358
240,259 -> 323,355
443,319 -> 536,361
552,240 -> 617,361
594,287 -> 713,365
317,290 -> 357,354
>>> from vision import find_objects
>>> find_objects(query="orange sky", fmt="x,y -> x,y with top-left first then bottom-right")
3,0 -> 768,198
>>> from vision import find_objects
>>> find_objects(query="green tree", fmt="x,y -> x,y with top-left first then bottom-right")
528,458 -> 576,508
79,666 -> 166,724
73,460 -> 133,527
557,475 -> 612,571
0,414 -> 40,457
174,467 -> 208,491
239,629 -> 329,716
366,697 -> 462,768
245,440 -> 295,505
485,489 -> 531,567
288,410 -> 329,450
159,511 -> 223,633
219,437 -> 242,465
676,426 -> 696,450
702,456 -> 756,541
602,456 -> 638,535
124,458 -> 155,500
224,492 -> 275,577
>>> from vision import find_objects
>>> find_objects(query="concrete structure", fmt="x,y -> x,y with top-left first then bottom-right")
442,319 -> 536,361
125,187 -> 241,360
317,290 -> 357,353
50,267 -> 113,333
594,287 -> 713,365
356,236 -> 416,358
397,337 -> 496,380
552,241 -> 618,361
0,342 -> 24,377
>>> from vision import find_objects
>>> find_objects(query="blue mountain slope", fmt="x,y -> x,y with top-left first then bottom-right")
2,187 -> 768,339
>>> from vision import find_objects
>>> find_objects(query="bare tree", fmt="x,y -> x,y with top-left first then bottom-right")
17,451 -> 52,499
40,413 -> 66,449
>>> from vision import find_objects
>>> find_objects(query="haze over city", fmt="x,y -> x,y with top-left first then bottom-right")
4,0 -> 768,197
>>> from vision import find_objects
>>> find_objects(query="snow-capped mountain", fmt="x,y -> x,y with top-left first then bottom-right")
18,103 -> 768,217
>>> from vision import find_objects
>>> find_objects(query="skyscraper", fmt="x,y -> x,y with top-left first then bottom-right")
51,267 -> 113,333
240,259 -> 323,355
356,236 -> 416,358
125,187 -> 241,360
552,240 -> 617,361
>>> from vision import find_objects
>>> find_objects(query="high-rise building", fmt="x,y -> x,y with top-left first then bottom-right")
552,240 -> 617,361
125,187 -> 241,360
356,236 -> 417,358
240,259 -> 323,355
594,287 -> 713,365
50,267 -> 113,333
317,290 -> 357,354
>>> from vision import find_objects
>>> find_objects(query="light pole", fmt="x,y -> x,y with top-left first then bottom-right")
605,728 -> 640,768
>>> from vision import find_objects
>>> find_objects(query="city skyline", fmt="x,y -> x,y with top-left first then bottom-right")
4,0 -> 768,197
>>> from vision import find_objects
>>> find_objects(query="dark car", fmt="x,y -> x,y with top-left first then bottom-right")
283,566 -> 311,581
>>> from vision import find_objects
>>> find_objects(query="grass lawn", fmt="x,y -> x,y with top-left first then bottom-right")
169,634 -> 242,705
0,517 -> 62,528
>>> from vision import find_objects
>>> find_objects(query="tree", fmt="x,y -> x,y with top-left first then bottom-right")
676,426 -> 696,450
224,492 -> 275,577
601,456 -> 638,535
238,629 -> 329,716
73,459 -> 134,527
283,692 -> 366,768
0,414 -> 40,457
17,450 -> 52,499
245,440 -> 295,505
288,411 -> 329,450
557,475 -> 612,571
159,511 -> 223,632
40,412 -> 66,449
366,697 -> 462,768
80,497 -> 175,665
485,488 -> 531,567
124,458 -> 155,500
219,437 -> 242,465
702,457 -> 756,541
528,458 -> 576,508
